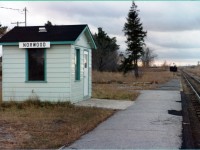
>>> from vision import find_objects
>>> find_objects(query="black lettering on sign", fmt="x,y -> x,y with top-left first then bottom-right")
23,43 -> 27,47
20,42 -> 49,48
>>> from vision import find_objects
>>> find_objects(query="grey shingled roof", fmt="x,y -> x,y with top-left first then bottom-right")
0,24 -> 87,42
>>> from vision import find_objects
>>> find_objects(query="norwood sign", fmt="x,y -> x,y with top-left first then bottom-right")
19,42 -> 50,48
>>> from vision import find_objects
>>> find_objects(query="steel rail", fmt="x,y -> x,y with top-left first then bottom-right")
182,71 -> 200,103
183,70 -> 200,84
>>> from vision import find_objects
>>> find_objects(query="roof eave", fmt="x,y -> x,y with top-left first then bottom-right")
75,25 -> 97,49
0,41 -> 75,46
0,42 -> 18,46
50,41 -> 75,45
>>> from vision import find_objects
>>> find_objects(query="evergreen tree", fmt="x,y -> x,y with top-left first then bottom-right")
121,2 -> 147,77
45,21 -> 53,27
93,27 -> 119,71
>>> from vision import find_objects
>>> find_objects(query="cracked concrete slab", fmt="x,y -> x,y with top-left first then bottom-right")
157,78 -> 181,90
66,89 -> 182,149
75,99 -> 134,110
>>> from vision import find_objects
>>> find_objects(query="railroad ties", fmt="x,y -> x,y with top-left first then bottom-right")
182,70 -> 200,117
181,69 -> 200,148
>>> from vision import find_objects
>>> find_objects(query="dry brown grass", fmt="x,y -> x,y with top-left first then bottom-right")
0,68 -> 174,148
0,101 -> 114,149
185,66 -> 200,76
137,71 -> 174,84
92,69 -> 174,100
92,68 -> 174,85
93,84 -> 139,100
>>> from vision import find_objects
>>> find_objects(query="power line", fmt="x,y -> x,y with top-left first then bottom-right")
11,21 -> 25,27
0,6 -> 20,11
0,6 -> 28,26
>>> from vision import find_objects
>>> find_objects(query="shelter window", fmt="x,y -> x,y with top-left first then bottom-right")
27,49 -> 45,81
75,49 -> 80,80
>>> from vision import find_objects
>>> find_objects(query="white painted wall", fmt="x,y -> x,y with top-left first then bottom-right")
3,45 -> 72,101
70,33 -> 92,102
75,33 -> 91,48
0,45 -> 2,56
2,32 -> 93,102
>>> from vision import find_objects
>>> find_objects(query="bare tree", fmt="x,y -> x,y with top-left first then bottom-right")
141,47 -> 157,67
161,60 -> 169,70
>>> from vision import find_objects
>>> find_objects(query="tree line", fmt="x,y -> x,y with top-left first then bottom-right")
93,2 -> 157,77
92,26 -> 157,73
0,2 -> 157,78
0,24 -> 7,37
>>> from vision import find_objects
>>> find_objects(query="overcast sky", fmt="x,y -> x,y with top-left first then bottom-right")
0,1 -> 200,66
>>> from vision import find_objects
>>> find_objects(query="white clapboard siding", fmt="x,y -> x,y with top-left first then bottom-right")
3,95 -> 71,102
3,63 -> 25,69
46,63 -> 69,68
47,73 -> 70,78
3,59 -> 25,64
2,45 -> 72,101
76,33 -> 90,48
4,82 -> 70,88
4,68 -> 24,73
2,32 -> 93,102
88,50 -> 92,97
3,78 -> 25,82
4,55 -> 25,59
74,31 -> 92,100
3,73 -> 25,78
49,45 -> 71,53
3,96 -> 71,102
4,87 -> 70,93
70,46 -> 82,102
47,54 -> 71,59
3,47 -> 25,53
3,77 -> 70,83
4,91 -> 70,98
69,32 -> 92,103
47,68 -> 71,73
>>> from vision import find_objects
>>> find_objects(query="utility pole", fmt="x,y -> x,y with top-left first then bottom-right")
12,7 -> 27,27
0,6 -> 28,27
23,7 -> 27,26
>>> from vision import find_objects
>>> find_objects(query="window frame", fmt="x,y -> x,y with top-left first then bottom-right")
25,48 -> 47,83
75,48 -> 80,81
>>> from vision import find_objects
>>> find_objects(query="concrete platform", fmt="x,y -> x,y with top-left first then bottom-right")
157,78 -> 181,90
75,99 -> 134,110
66,89 -> 182,149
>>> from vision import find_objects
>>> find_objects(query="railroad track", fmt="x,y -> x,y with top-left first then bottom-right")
181,69 -> 200,148
182,70 -> 200,100
181,70 -> 200,118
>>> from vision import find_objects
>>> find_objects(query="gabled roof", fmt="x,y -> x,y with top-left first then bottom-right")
0,24 -> 96,49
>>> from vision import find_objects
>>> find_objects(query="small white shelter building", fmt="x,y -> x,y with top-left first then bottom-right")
0,24 -> 96,102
